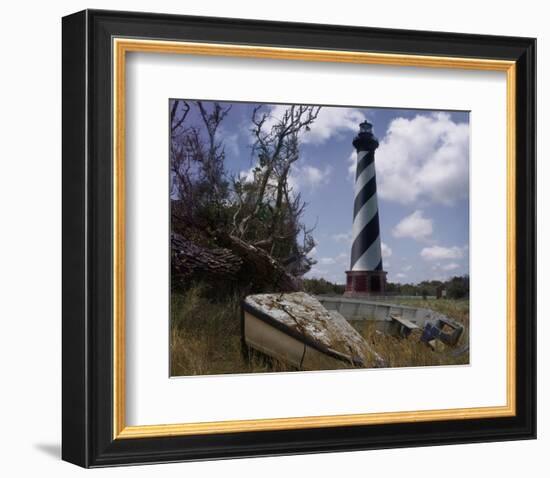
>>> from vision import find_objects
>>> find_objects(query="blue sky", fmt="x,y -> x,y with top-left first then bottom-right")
175,100 -> 470,285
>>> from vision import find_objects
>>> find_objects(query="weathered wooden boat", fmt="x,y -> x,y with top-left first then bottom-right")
317,296 -> 464,345
242,292 -> 383,370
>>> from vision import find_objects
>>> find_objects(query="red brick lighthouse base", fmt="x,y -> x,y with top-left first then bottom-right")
344,270 -> 387,297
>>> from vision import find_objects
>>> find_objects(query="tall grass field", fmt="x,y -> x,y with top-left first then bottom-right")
170,286 -> 469,376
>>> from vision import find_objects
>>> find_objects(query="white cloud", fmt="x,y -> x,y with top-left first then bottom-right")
402,265 -> 412,272
264,105 -> 367,146
290,164 -> 332,191
441,262 -> 460,271
381,242 -> 392,258
319,253 -> 348,266
332,232 -> 352,244
305,108 -> 367,145
392,210 -> 433,241
239,165 -> 259,183
240,163 -> 331,193
421,245 -> 464,261
308,267 -> 329,277
395,273 -> 407,280
376,113 -> 469,205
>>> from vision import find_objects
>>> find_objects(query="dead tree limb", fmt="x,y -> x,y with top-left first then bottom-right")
215,232 -> 303,293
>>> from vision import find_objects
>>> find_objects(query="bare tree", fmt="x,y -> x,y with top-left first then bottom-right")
231,104 -> 320,275
170,100 -> 320,289
170,100 -> 231,230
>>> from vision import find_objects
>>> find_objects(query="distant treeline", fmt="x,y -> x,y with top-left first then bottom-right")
303,278 -> 346,295
304,275 -> 469,299
386,275 -> 469,299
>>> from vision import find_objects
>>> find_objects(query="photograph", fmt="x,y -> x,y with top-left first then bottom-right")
58,7 -> 536,468
169,99 -> 471,376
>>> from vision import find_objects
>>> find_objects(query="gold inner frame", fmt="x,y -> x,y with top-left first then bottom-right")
113,38 -> 517,439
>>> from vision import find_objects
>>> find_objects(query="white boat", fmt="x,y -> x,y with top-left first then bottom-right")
242,292 -> 383,370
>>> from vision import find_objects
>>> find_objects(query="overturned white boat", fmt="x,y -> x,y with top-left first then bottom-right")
242,292 -> 383,370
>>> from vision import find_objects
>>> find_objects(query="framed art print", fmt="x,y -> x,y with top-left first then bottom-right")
62,9 -> 536,467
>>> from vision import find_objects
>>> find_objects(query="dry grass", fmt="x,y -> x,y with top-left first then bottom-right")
170,288 -> 470,376
170,286 -> 294,376
350,298 -> 470,368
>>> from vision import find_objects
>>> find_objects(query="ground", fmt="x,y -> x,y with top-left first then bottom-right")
170,287 -> 470,376
349,298 -> 469,368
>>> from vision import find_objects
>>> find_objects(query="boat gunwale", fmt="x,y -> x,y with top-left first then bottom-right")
316,295 -> 434,314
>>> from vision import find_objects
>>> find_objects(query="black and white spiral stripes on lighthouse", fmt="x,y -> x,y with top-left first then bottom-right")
350,121 -> 383,272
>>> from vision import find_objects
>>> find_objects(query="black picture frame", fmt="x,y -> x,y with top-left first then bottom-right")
62,9 -> 536,468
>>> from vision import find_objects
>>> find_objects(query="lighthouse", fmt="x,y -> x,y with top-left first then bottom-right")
345,120 -> 387,296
